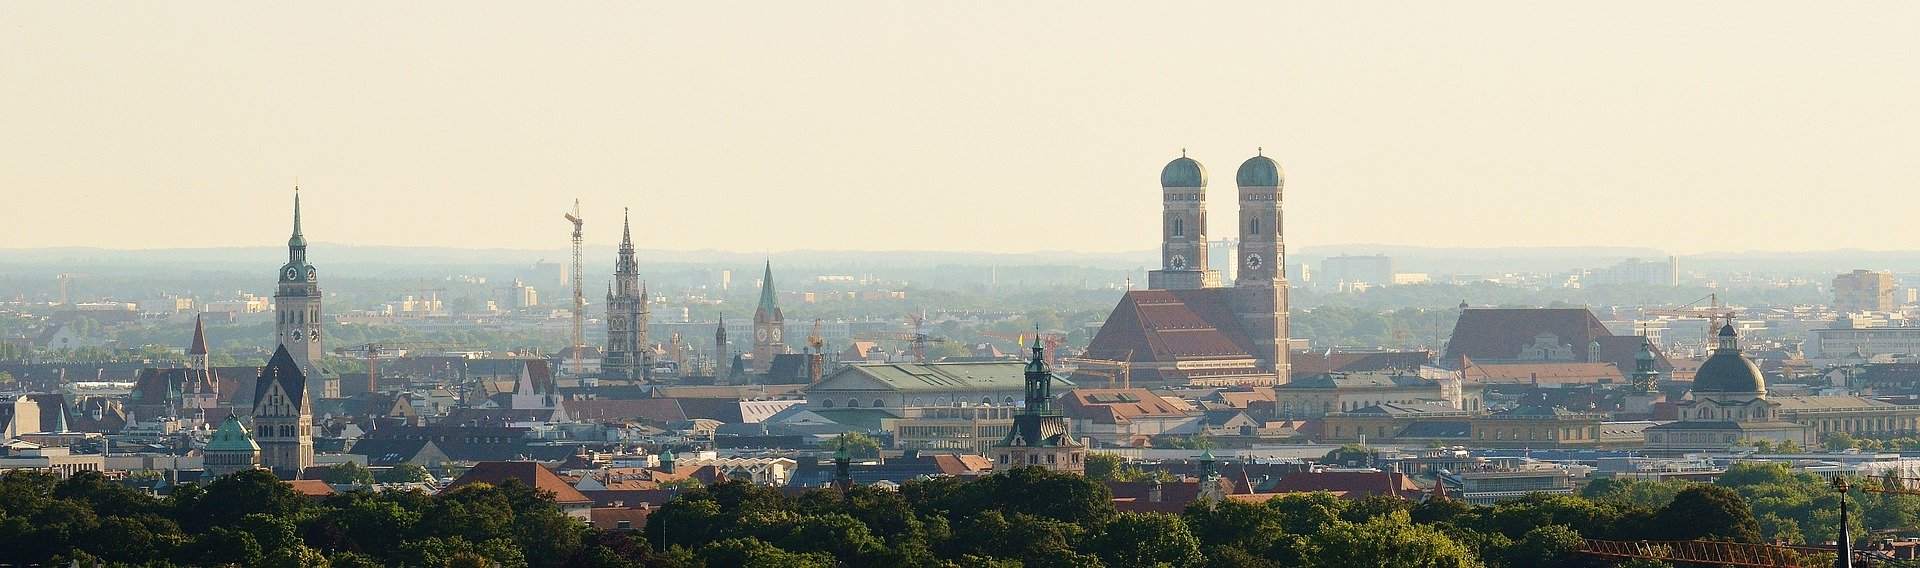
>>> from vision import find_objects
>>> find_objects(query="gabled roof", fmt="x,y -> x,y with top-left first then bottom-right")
254,346 -> 307,408
1059,388 -> 1198,424
1443,308 -> 1670,373
1082,290 -> 1262,382
445,461 -> 593,504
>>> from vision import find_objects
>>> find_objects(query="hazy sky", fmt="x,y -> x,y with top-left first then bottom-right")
2,3 -> 1915,254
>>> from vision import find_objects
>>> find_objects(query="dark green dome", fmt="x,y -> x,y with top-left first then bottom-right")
1236,154 -> 1283,186
1691,325 -> 1765,394
1161,156 -> 1207,187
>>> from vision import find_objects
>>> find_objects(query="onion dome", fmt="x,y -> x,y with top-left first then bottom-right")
1690,325 -> 1765,394
1161,155 -> 1207,187
1236,153 -> 1283,187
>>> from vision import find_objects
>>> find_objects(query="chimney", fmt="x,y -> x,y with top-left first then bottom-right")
1147,479 -> 1164,503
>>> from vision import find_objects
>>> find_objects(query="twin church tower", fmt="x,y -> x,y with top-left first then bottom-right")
1081,151 -> 1291,386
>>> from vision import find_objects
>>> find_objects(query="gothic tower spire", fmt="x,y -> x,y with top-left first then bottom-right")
274,186 -> 328,399
604,208 -> 648,380
752,260 -> 786,372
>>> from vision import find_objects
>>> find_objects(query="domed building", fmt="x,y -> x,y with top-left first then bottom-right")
1644,325 -> 1812,452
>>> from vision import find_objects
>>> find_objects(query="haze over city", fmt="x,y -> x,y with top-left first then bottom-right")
3,2 -> 1916,253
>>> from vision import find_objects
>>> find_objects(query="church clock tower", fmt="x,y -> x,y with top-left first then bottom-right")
1231,152 -> 1290,383
753,261 -> 786,372
274,189 -> 330,400
1148,153 -> 1221,290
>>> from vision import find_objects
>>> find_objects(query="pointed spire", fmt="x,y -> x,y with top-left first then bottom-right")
756,260 -> 780,319
620,208 -> 634,249
288,186 -> 307,249
188,314 -> 209,356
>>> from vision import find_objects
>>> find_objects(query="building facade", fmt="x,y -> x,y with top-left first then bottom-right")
253,346 -> 314,478
1834,269 -> 1898,313
202,414 -> 261,479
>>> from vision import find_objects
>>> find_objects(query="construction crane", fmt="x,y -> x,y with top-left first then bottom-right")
563,200 -> 586,376
1643,293 -> 1741,350
854,314 -> 958,364
332,341 -> 476,394
1060,351 -> 1135,389
982,331 -> 1067,365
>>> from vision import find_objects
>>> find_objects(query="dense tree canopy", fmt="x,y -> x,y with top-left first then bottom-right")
0,461 -> 1895,567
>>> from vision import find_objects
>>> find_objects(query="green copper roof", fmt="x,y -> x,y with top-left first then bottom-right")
206,415 -> 260,452
1236,154 -> 1282,187
756,261 -> 780,319
288,190 -> 307,249
1161,156 -> 1206,187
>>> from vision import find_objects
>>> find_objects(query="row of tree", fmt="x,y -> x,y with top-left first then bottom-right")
8,460 -> 1893,568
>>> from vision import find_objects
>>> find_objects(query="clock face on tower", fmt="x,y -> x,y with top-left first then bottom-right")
307,269 -> 318,282
310,329 -> 320,342
290,329 -> 303,342
285,267 -> 299,281
757,329 -> 768,341
1170,254 -> 1186,270
1245,253 -> 1263,270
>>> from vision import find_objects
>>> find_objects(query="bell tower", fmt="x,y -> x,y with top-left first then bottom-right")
1148,152 -> 1220,290
1231,151 -> 1290,383
273,188 -> 329,400
753,261 -> 786,372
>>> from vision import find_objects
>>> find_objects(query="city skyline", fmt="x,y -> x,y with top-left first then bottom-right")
2,3 -> 1915,254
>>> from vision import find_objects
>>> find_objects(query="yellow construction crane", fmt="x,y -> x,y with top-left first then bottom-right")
563,200 -> 586,376
1643,293 -> 1740,349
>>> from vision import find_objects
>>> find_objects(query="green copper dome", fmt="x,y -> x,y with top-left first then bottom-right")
206,415 -> 260,452
1236,154 -> 1283,187
1161,156 -> 1207,187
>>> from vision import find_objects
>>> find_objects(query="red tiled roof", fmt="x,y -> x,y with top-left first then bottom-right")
1443,308 -> 1670,374
445,461 -> 592,504
1082,290 -> 1262,383
931,454 -> 994,475
1267,471 -> 1422,499
1059,388 -> 1195,424
589,507 -> 651,531
285,479 -> 337,497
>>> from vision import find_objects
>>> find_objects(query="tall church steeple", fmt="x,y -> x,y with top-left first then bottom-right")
1231,151 -> 1291,383
753,260 -> 786,372
274,187 -> 329,400
604,209 -> 650,380
993,334 -> 1084,473
1149,152 -> 1221,290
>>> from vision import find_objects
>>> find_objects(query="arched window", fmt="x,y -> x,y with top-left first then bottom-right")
1249,216 -> 1262,235
1171,217 -> 1185,237
1004,396 -> 1015,406
846,398 -> 860,408
821,399 -> 835,408
873,399 -> 885,408
982,397 -> 993,405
